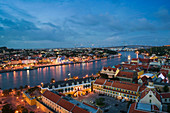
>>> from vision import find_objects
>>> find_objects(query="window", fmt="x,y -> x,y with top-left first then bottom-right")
150,100 -> 152,103
149,95 -> 152,97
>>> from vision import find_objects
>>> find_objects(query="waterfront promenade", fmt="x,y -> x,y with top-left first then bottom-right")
0,52 -> 139,90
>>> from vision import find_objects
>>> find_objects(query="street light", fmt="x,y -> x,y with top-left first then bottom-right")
15,110 -> 19,113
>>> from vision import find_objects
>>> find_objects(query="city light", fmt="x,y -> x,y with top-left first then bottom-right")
15,110 -> 19,113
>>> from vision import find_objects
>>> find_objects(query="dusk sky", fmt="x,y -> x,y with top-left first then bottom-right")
0,0 -> 170,48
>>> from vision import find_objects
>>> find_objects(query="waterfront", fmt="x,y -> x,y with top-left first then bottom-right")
0,51 -> 142,90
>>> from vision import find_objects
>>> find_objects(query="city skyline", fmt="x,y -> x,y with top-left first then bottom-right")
0,0 -> 170,48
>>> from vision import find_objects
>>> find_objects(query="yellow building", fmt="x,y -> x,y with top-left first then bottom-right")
23,91 -> 36,106
41,77 -> 95,97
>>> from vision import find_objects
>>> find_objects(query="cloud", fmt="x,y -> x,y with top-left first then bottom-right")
0,0 -> 170,48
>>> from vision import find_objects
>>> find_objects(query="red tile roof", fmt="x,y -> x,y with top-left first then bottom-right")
138,85 -> 147,92
94,78 -> 106,85
139,58 -> 150,63
117,71 -> 136,79
42,90 -> 61,103
111,81 -> 140,92
71,106 -> 89,113
83,102 -> 98,110
132,58 -> 138,61
103,67 -> 117,71
128,103 -> 150,113
162,65 -> 170,69
152,105 -> 159,111
57,98 -> 75,111
105,81 -> 112,86
160,93 -> 170,98
140,88 -> 161,102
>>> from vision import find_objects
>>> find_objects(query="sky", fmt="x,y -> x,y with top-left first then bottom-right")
0,0 -> 170,48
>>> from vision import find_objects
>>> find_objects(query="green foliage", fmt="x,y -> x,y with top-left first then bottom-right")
67,94 -> 72,97
19,86 -> 23,91
95,97 -> 105,106
30,111 -> 34,113
3,89 -> 10,96
24,85 -> 28,89
163,85 -> 169,92
22,108 -> 28,113
16,91 -> 21,96
17,105 -> 28,113
2,104 -> 14,113
138,46 -> 170,56
26,86 -> 40,94
127,100 -> 133,109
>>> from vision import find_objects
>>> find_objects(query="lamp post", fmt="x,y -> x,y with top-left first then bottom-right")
135,51 -> 139,59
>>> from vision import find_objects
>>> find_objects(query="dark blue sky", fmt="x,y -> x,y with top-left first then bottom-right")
0,0 -> 170,48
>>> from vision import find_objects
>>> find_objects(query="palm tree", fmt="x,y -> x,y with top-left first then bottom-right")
19,86 -> 23,91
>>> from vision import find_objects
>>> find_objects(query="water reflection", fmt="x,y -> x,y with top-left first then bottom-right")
0,51 -> 142,89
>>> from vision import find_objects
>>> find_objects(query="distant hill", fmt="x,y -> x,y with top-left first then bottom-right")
138,46 -> 170,56
106,45 -> 154,49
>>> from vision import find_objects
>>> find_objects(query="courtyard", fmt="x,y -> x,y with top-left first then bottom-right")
74,92 -> 128,113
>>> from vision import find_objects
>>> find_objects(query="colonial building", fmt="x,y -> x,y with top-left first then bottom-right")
41,77 -> 95,97
139,82 -> 162,110
162,65 -> 170,73
41,90 -> 102,113
93,78 -> 146,102
161,93 -> 170,104
128,81 -> 170,113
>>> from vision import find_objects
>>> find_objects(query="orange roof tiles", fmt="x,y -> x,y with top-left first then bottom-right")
132,58 -> 138,61
160,93 -> 170,98
83,102 -> 98,110
105,81 -> 112,86
128,103 -> 150,113
71,106 -> 89,113
111,81 -> 140,92
152,105 -> 159,111
140,88 -> 161,102
42,90 -> 61,103
117,71 -> 136,79
57,98 -> 75,111
94,78 -> 106,85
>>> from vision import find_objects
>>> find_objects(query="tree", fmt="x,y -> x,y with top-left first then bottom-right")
24,85 -> 28,89
22,108 -> 28,113
95,97 -> 105,106
68,94 -> 72,97
19,86 -> 23,91
163,85 -> 169,92
2,104 -> 14,113
3,89 -> 9,96
127,100 -> 133,109
14,88 -> 17,91
16,91 -> 21,96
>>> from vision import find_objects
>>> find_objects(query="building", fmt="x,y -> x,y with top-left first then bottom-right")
162,65 -> 170,74
128,102 -> 162,113
139,82 -> 162,110
41,77 -> 95,97
40,90 -> 102,113
128,81 -> 170,113
93,78 -> 146,102
161,93 -> 170,104
100,67 -> 117,78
